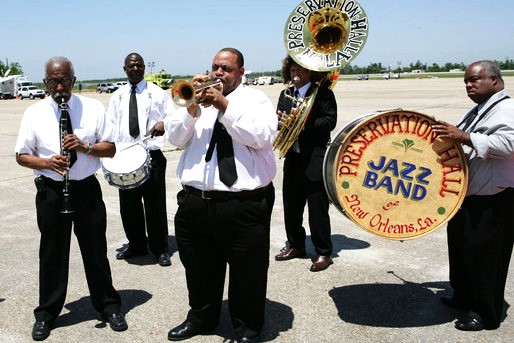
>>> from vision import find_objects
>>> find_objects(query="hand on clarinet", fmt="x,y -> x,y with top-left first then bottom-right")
62,133 -> 90,153
48,155 -> 70,175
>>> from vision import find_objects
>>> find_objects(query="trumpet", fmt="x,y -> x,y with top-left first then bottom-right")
171,78 -> 223,107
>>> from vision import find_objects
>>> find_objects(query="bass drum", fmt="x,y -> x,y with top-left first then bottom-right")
323,110 -> 468,240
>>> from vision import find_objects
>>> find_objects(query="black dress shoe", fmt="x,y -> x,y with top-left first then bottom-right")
104,313 -> 128,332
157,252 -> 171,267
238,336 -> 259,343
455,315 -> 484,331
32,320 -> 54,341
168,320 -> 214,341
274,247 -> 306,261
116,247 -> 147,260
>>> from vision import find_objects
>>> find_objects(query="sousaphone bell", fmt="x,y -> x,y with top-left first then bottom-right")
273,0 -> 369,158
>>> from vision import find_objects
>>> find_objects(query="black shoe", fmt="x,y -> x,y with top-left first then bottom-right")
440,296 -> 466,309
116,247 -> 147,260
167,320 -> 215,341
157,252 -> 171,267
455,314 -> 484,331
104,313 -> 128,332
32,320 -> 54,341
238,336 -> 259,343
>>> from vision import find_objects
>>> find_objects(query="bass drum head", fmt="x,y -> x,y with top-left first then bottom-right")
323,110 -> 468,240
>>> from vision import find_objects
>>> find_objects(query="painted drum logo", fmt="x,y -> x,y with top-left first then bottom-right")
323,110 -> 468,240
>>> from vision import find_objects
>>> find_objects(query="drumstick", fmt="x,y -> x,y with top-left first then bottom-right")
118,135 -> 152,152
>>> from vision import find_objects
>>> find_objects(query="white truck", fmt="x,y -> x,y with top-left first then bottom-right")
0,75 -> 34,99
257,76 -> 275,85
18,85 -> 46,100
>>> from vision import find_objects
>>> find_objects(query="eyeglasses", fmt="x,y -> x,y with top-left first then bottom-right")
45,78 -> 74,88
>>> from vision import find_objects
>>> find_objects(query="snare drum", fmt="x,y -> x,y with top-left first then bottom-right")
323,110 -> 468,240
101,143 -> 151,190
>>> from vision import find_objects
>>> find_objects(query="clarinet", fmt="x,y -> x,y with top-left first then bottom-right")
59,97 -> 74,214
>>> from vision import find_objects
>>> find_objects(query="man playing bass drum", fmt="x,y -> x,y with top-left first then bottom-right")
274,55 -> 337,272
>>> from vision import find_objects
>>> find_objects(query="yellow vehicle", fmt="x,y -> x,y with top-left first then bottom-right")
144,71 -> 173,89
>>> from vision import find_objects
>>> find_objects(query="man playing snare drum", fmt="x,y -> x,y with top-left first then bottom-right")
106,52 -> 173,267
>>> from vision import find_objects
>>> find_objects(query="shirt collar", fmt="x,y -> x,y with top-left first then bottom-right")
129,79 -> 147,94
294,82 -> 311,99
50,94 -> 75,113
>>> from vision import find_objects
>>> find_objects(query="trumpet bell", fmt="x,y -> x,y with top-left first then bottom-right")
171,79 -> 223,107
171,80 -> 195,107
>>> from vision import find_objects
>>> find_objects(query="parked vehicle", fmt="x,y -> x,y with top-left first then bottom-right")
18,86 -> 46,99
357,74 -> 369,80
144,71 -> 173,89
0,75 -> 33,99
115,81 -> 127,88
257,76 -> 275,85
96,83 -> 118,93
243,77 -> 255,86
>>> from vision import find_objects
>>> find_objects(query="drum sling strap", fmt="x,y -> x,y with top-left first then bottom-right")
458,95 -> 510,132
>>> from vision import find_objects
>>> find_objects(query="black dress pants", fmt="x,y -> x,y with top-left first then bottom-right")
119,149 -> 169,256
447,187 -> 514,328
174,184 -> 274,338
282,153 -> 332,256
34,176 -> 121,322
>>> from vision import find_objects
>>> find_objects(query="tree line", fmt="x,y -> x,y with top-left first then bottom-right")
342,58 -> 514,75
3,58 -> 514,81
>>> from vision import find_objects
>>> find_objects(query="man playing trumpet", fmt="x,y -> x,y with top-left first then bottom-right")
164,47 -> 277,343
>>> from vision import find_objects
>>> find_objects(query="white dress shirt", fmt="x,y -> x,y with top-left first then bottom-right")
106,79 -> 172,150
165,84 -> 277,191
461,89 -> 514,195
15,94 -> 115,181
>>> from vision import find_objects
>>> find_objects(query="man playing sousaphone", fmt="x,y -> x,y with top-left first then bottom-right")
274,55 -> 337,272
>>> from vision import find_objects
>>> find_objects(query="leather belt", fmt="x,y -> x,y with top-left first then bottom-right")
40,175 -> 95,188
183,184 -> 268,200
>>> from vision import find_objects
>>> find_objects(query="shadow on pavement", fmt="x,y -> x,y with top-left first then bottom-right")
54,289 -> 152,328
115,235 -> 178,266
329,274 -> 457,327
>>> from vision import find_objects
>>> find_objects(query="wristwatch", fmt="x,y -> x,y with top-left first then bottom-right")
86,142 -> 94,154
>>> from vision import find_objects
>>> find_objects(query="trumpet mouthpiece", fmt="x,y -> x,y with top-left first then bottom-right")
293,76 -> 300,83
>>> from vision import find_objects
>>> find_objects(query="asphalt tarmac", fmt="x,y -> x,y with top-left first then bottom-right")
0,77 -> 512,342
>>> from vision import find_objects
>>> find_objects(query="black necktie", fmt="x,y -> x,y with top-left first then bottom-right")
293,89 -> 300,107
205,118 -> 238,187
60,108 -> 77,167
129,85 -> 139,138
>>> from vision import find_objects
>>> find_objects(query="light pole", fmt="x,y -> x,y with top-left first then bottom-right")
148,61 -> 155,74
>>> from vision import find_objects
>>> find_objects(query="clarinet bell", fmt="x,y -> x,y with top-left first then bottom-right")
61,192 -> 74,214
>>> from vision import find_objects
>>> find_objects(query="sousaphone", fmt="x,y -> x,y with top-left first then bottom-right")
274,0 -> 369,157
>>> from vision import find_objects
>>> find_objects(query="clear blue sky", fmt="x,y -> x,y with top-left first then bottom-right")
3,0 -> 514,81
